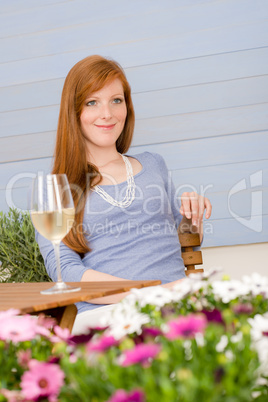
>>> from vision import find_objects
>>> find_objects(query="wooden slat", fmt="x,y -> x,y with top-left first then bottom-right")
172,159 -> 268,194
179,233 -> 201,248
133,76 -> 268,119
1,102 -> 267,146
0,0 -> 199,37
1,0 -> 265,62
181,251 -> 203,266
130,131 -> 268,170
185,269 -> 204,276
0,20 -> 267,87
2,49 -> 268,113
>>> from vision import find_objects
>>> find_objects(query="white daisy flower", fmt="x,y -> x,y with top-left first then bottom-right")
216,335 -> 228,352
100,304 -> 150,340
212,280 -> 250,303
242,273 -> 268,297
248,313 -> 268,376
129,286 -> 174,309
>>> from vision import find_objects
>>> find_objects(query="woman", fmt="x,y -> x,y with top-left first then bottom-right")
37,55 -> 212,333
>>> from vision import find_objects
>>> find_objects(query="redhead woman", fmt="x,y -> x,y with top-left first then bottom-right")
36,55 -> 212,334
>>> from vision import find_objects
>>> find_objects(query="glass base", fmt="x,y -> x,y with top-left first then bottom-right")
41,282 -> 81,295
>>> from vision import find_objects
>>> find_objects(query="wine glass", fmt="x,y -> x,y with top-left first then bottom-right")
30,174 -> 81,295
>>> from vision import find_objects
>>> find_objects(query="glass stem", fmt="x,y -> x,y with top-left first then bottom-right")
53,242 -> 63,283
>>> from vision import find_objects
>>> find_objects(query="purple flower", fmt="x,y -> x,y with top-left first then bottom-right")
166,314 -> 207,340
68,333 -> 94,345
87,335 -> 118,352
202,309 -> 224,324
107,389 -> 145,402
21,360 -> 64,402
142,327 -> 162,338
120,343 -> 161,367
233,303 -> 254,315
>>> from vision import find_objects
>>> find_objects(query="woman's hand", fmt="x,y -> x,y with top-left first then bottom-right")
179,192 -> 212,228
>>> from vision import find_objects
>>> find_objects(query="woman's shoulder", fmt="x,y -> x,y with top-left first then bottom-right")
128,151 -> 166,167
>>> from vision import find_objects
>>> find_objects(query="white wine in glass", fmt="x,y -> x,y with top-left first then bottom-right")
31,174 -> 81,294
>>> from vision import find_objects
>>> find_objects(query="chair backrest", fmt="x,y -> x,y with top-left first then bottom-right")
178,233 -> 204,276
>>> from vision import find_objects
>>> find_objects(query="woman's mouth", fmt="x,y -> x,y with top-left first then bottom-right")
95,124 -> 116,130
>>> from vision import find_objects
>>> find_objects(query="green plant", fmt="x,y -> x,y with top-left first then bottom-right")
0,208 -> 51,283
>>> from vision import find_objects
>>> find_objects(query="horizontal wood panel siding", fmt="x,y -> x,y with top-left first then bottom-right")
1,21 -> 268,87
0,0 -> 267,247
1,47 -> 268,112
1,76 -> 267,138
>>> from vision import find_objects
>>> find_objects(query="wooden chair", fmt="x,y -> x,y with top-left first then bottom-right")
179,233 -> 204,276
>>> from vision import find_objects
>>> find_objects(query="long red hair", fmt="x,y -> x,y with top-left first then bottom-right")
52,55 -> 135,254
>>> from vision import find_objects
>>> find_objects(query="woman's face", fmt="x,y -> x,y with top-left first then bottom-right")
80,78 -> 127,154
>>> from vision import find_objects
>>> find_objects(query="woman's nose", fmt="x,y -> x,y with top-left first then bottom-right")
100,103 -> 112,119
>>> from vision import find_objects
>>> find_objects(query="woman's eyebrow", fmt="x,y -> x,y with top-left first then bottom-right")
86,93 -> 124,100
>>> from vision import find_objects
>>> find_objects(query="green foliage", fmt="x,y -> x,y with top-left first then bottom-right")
0,208 -> 51,283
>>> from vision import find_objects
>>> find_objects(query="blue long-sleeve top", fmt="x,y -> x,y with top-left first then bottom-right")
36,152 -> 186,313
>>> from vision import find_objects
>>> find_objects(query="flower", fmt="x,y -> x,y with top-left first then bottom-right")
0,314 -> 38,343
233,303 -> 254,315
248,313 -> 268,342
212,279 -> 250,303
87,335 -> 118,352
0,388 -> 24,402
166,314 -> 207,340
102,304 -> 150,340
242,273 -> 268,296
0,309 -> 20,321
120,343 -> 161,367
107,389 -> 145,402
51,325 -> 71,343
216,335 -> 228,352
17,349 -> 32,369
130,286 -> 174,309
20,360 -> 64,402
142,327 -> 162,338
202,309 -> 224,324
171,277 -> 204,301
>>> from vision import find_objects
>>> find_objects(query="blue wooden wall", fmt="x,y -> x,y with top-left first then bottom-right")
0,0 -> 267,247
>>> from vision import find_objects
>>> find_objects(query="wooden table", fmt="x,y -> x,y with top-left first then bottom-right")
0,280 -> 161,330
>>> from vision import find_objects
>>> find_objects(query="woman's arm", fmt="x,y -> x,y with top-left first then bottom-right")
36,231 -> 89,282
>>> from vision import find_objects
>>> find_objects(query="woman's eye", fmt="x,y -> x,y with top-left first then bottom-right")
113,98 -> 123,104
86,100 -> 96,106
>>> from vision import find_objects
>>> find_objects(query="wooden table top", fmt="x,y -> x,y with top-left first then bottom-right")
0,280 -> 161,314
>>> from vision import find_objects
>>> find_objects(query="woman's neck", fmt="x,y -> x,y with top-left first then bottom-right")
87,148 -> 122,169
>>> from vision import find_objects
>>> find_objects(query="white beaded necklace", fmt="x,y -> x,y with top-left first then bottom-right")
93,154 -> 136,208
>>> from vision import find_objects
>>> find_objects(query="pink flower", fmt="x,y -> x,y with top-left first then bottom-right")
87,335 -> 118,352
0,388 -> 25,402
107,389 -> 145,402
166,314 -> 207,340
120,343 -> 161,367
21,360 -> 64,402
37,314 -> 56,329
0,309 -> 20,321
17,349 -> 32,369
50,325 -> 71,343
0,315 -> 37,343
